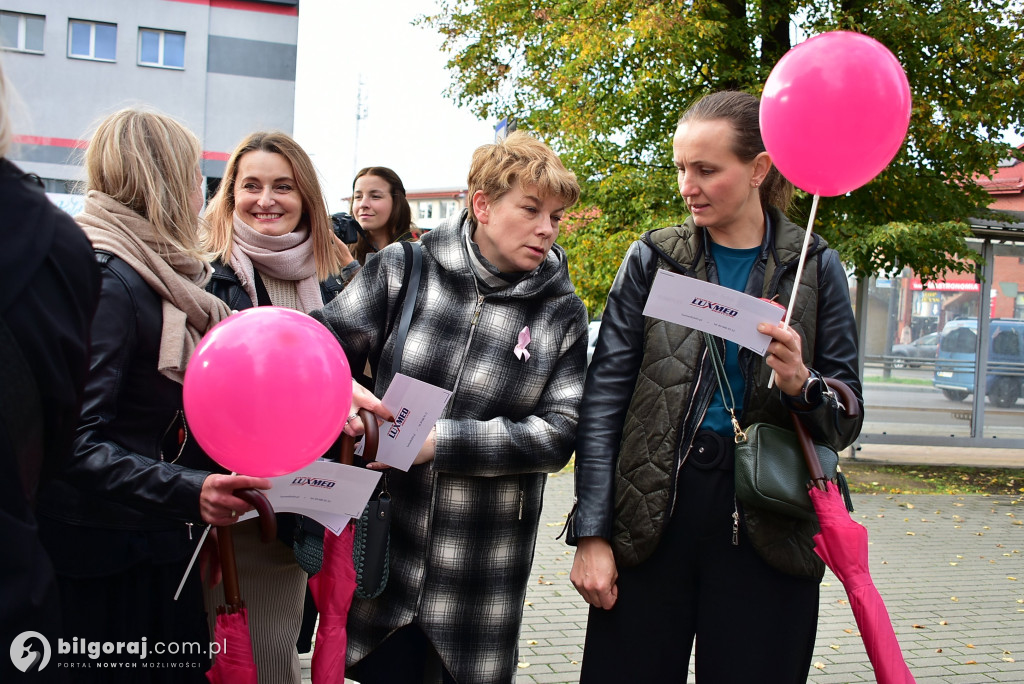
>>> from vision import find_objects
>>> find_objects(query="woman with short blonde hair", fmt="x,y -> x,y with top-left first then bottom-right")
314,131 -> 589,683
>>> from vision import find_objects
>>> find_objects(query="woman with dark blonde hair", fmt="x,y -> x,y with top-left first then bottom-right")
568,90 -> 863,682
336,165 -> 417,286
35,107 -> 271,682
203,130 -> 346,683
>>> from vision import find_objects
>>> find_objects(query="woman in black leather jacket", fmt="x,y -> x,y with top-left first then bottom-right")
568,91 -> 864,683
36,108 -> 270,681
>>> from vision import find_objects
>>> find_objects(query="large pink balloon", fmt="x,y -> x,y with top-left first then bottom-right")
183,307 -> 352,477
760,31 -> 912,197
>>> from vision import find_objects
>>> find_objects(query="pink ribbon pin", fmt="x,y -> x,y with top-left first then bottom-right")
514,326 -> 531,361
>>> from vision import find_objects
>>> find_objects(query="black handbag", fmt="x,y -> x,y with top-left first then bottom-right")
342,410 -> 389,598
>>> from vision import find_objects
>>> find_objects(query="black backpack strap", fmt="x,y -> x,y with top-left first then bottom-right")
391,241 -> 422,377
0,316 -> 44,505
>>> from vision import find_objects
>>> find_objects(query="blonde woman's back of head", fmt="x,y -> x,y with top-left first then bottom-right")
85,107 -> 205,257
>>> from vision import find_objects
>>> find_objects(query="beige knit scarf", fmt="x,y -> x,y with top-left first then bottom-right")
228,213 -> 323,313
78,191 -> 232,384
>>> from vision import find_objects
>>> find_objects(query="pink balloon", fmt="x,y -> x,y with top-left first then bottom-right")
183,307 -> 352,477
760,31 -> 912,197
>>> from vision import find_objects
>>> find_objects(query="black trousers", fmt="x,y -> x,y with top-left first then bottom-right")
581,461 -> 819,683
347,624 -> 457,684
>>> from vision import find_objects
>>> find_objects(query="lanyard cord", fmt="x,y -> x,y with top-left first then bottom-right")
702,331 -> 747,444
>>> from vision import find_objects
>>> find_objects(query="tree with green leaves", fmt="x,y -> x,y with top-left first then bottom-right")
424,0 -> 1024,317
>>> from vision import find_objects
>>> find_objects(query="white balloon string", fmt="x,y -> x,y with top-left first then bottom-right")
173,471 -> 237,601
174,524 -> 211,601
768,193 -> 821,389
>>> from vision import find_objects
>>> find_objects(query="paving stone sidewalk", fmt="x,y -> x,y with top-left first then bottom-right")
306,470 -> 1024,683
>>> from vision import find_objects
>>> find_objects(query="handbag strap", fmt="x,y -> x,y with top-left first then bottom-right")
706,331 -> 834,493
392,241 -> 422,377
702,332 -> 746,444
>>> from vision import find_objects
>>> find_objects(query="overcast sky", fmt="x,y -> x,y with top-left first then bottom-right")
293,2 -> 1023,214
293,0 -> 495,213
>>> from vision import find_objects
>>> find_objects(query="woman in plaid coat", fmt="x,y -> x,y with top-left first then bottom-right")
312,132 -> 588,683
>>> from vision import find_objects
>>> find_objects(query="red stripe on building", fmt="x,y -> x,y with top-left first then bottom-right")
13,135 -> 88,149
16,135 -> 231,163
164,0 -> 298,16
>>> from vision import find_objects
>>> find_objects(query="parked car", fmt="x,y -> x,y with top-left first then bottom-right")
891,331 -> 940,368
932,318 -> 1024,407
586,320 -> 601,367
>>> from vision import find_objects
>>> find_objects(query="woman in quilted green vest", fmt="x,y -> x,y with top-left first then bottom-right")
567,91 -> 863,682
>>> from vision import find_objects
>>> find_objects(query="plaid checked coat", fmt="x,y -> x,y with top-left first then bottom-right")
311,211 -> 588,683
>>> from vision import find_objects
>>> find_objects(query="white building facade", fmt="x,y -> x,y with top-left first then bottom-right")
1,0 -> 298,213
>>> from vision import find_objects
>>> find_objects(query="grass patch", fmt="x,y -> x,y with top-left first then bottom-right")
559,457 -> 1024,497
862,375 -> 933,387
841,461 -> 1024,496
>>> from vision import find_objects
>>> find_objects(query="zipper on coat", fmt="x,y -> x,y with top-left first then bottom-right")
731,496 -> 740,546
415,289 -> 485,620
668,345 -> 713,518
161,409 -> 187,463
518,486 -> 524,521
444,292 -> 486,409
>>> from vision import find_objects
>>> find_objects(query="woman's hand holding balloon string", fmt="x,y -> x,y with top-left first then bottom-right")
758,320 -> 809,398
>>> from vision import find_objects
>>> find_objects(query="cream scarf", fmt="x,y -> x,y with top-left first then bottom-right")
78,191 -> 231,384
228,213 -> 323,313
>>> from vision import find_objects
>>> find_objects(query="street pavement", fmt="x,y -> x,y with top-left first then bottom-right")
304,452 -> 1024,683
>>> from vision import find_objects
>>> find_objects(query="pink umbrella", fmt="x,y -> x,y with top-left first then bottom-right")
809,483 -> 916,684
309,523 -> 356,683
309,410 -> 379,684
207,489 -> 277,684
795,379 -> 915,684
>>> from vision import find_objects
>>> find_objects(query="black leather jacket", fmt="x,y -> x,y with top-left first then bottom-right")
38,253 -> 212,533
570,212 -> 863,545
207,261 -> 344,311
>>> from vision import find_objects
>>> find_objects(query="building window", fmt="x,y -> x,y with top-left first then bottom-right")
418,203 -> 433,220
68,20 -> 116,61
440,200 -> 459,219
139,28 -> 185,69
1,11 -> 44,53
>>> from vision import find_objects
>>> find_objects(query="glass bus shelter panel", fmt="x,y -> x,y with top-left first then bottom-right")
980,241 -> 1024,440
860,277 -> 983,441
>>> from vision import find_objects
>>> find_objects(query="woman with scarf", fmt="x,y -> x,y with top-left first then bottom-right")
35,108 -> 271,682
203,130 -> 346,684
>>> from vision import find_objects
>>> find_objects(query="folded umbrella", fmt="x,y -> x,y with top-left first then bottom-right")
809,483 -> 916,684
795,379 -> 915,684
310,409 -> 379,684
206,489 -> 276,684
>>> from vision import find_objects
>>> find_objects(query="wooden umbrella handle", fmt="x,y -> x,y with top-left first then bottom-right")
217,488 -> 276,614
339,408 -> 380,465
791,377 -> 860,492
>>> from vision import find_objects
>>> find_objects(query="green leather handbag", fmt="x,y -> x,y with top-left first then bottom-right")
733,421 -> 839,521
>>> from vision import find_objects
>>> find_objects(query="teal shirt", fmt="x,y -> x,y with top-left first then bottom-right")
700,242 -> 759,436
